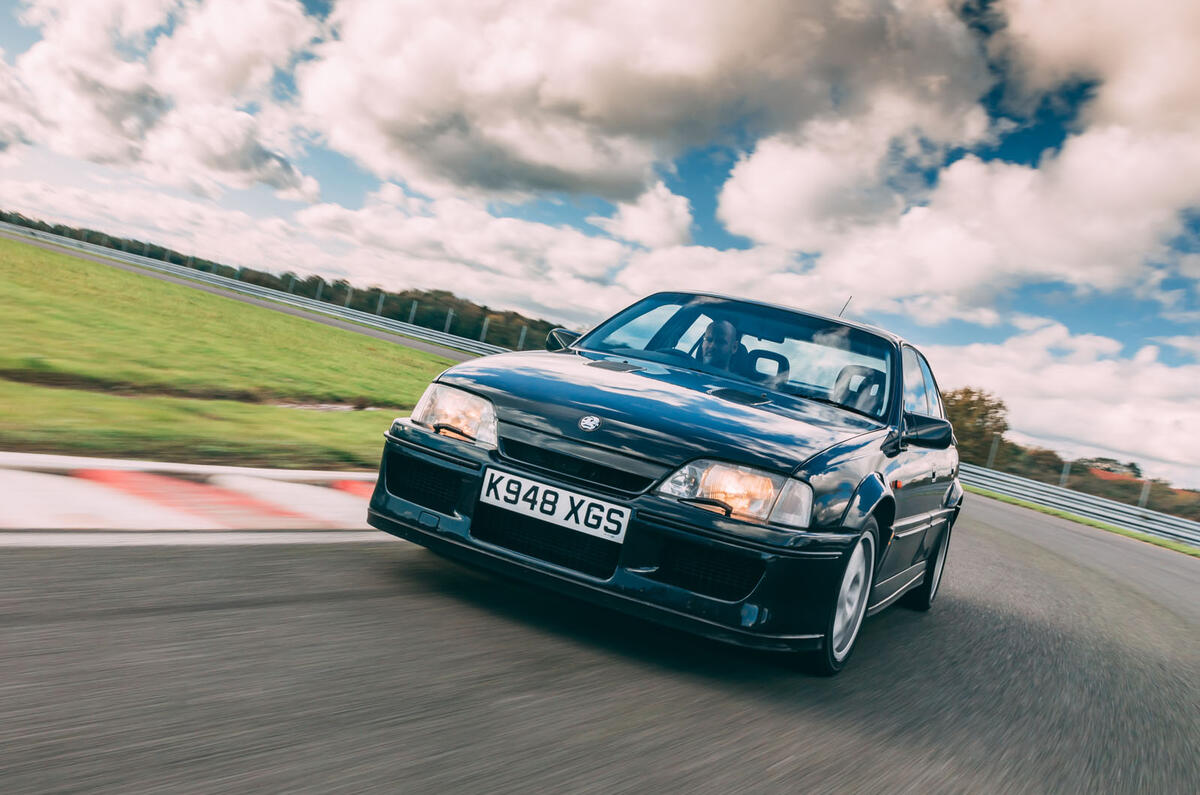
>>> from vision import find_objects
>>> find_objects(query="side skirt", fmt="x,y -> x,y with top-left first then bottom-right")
866,562 -> 925,617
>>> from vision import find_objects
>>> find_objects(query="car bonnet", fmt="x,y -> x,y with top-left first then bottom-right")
436,350 -> 882,474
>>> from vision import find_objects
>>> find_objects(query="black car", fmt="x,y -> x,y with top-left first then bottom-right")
369,292 -> 961,674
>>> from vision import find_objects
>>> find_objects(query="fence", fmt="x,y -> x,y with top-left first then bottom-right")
959,463 -> 1199,547
0,221 -> 511,357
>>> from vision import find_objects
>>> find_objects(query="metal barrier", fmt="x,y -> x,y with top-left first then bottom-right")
959,463 -> 1200,547
0,221 -> 510,357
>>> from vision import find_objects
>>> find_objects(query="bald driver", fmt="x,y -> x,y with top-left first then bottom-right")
699,319 -> 739,371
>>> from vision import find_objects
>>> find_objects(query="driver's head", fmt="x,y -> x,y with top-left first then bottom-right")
700,319 -> 738,369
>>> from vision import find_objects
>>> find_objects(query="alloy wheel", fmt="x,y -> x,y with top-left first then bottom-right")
832,533 -> 874,661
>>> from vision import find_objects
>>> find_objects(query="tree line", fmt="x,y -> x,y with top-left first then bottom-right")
1,210 -> 561,350
943,387 -> 1199,522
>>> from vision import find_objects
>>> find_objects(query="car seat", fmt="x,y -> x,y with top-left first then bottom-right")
830,365 -> 886,415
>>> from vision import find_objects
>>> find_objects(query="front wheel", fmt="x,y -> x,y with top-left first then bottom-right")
801,520 -> 877,676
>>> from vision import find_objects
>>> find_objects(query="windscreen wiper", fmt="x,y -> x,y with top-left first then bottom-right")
796,394 -> 877,421
432,422 -> 478,442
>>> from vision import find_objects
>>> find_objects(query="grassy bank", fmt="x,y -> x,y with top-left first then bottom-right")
0,237 -> 455,468
0,237 -> 450,406
0,380 -> 398,469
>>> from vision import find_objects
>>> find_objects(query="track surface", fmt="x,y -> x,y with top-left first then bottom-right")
2,497 -> 1197,793
0,230 -> 475,363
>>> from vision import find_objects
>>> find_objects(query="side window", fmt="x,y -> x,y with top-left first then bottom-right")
901,347 -> 930,415
916,353 -> 944,419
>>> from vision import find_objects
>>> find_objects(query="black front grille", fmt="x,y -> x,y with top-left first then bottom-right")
648,539 -> 764,601
500,439 -> 656,494
472,503 -> 620,579
385,454 -> 463,514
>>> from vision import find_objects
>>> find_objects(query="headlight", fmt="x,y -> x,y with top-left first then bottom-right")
410,384 -> 498,448
657,460 -> 812,527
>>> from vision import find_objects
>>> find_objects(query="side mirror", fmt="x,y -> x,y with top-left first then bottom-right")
545,328 -> 581,352
902,413 -> 954,449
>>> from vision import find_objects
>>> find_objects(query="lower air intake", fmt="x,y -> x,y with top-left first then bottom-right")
384,454 -> 463,514
648,539 -> 764,602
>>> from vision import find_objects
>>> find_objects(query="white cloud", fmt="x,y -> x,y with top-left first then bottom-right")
714,123 -> 1200,325
996,0 -> 1200,134
711,0 -> 1200,324
0,53 -> 39,163
141,104 -> 318,200
294,187 -> 635,319
149,0 -> 317,104
588,182 -> 692,248
10,0 -> 317,199
718,93 -> 990,251
923,323 -> 1200,488
1156,336 -> 1200,361
14,0 -> 176,161
296,0 -> 992,199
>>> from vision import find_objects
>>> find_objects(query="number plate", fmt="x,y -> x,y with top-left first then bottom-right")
478,468 -> 630,543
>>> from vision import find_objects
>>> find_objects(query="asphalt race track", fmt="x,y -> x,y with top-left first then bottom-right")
2,497 -> 1197,793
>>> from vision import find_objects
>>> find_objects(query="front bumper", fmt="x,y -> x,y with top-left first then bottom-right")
368,421 -> 859,652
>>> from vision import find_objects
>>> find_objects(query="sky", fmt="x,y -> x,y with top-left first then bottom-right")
1,0 -> 1198,487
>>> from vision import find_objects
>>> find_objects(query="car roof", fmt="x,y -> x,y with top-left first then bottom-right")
647,290 -> 910,348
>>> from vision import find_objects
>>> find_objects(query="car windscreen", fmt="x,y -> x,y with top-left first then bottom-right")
577,293 -> 895,420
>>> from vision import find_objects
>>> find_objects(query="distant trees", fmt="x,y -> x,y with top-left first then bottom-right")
940,385 -> 1200,520
942,387 -> 1008,465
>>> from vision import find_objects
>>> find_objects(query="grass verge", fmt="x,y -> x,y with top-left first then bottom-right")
0,236 -> 455,468
0,236 -> 453,406
0,379 -> 396,470
964,485 -> 1199,558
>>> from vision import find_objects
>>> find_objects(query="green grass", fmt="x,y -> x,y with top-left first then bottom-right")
965,485 -> 1199,558
0,237 -> 453,406
0,380 -> 395,469
0,236 -> 455,468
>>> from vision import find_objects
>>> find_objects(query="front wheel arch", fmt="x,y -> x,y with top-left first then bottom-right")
870,497 -> 895,564
841,473 -> 895,564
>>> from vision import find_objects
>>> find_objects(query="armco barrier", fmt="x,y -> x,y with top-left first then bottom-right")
0,221 -> 509,357
959,463 -> 1200,547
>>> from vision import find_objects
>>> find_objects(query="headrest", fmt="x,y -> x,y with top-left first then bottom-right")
831,365 -> 885,412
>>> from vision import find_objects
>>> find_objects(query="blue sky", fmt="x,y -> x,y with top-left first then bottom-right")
0,0 -> 1197,484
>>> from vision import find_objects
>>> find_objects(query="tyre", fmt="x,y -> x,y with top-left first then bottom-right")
901,520 -> 952,611
802,519 -> 877,676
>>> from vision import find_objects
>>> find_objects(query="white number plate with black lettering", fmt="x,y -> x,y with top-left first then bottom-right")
479,468 -> 630,543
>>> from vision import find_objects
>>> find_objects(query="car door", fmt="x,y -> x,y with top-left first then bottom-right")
877,347 -> 940,584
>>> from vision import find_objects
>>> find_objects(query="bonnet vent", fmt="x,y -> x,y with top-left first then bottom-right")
709,387 -> 770,406
586,360 -> 643,373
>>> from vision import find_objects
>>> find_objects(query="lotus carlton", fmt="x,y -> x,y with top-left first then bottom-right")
369,292 -> 962,674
